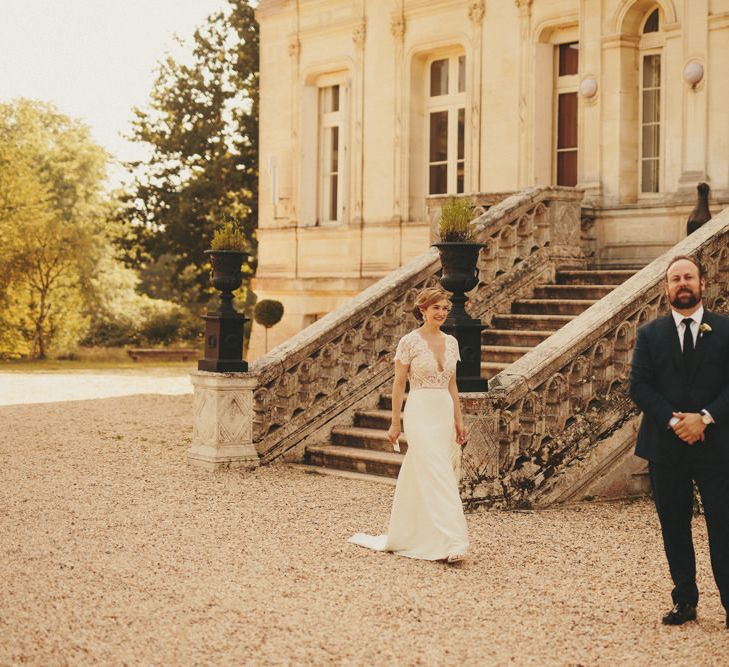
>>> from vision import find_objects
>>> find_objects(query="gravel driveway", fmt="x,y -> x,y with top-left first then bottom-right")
1,393 -> 727,665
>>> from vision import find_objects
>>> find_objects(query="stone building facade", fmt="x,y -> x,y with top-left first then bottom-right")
250,0 -> 729,358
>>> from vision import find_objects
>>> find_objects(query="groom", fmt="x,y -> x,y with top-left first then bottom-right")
630,255 -> 729,628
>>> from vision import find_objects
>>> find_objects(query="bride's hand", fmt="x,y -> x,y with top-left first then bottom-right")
387,423 -> 401,444
456,422 -> 468,447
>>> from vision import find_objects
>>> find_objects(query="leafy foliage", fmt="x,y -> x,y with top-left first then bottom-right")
438,197 -> 476,242
0,99 -> 107,358
119,0 -> 259,304
0,99 -> 200,359
211,221 -> 248,251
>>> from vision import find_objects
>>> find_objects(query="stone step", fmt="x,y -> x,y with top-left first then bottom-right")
492,313 -> 575,331
331,425 -> 409,454
533,284 -> 620,300
481,361 -> 510,379
379,393 -> 408,411
306,444 -> 403,477
354,409 -> 400,430
481,345 -> 534,364
556,269 -> 635,285
289,463 -> 397,486
481,328 -> 555,346
511,299 -> 597,316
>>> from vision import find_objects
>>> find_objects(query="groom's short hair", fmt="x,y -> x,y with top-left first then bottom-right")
666,255 -> 704,279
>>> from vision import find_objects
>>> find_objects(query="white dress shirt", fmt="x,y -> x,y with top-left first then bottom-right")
670,305 -> 704,351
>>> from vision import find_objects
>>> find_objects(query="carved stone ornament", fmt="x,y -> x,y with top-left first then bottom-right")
353,20 -> 366,48
468,0 -> 485,24
579,76 -> 598,98
189,372 -> 259,470
390,12 -> 406,40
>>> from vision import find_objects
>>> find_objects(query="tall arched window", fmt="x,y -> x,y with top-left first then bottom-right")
639,8 -> 663,193
425,53 -> 466,195
555,42 -> 579,186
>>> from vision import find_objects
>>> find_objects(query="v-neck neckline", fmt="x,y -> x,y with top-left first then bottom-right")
416,330 -> 446,372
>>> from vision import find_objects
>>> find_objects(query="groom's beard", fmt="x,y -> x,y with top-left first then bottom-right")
670,287 -> 702,309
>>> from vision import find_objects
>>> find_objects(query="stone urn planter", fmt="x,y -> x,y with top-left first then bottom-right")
434,197 -> 488,392
198,227 -> 249,372
433,242 -> 488,392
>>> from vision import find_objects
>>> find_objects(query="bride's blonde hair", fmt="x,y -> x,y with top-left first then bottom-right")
412,286 -> 452,323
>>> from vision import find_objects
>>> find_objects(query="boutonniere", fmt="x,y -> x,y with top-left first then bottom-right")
699,322 -> 712,336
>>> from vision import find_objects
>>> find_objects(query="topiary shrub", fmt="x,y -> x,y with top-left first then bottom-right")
254,299 -> 284,352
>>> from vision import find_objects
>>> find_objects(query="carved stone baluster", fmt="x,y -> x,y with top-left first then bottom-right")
497,225 -> 517,275
590,340 -> 612,398
518,394 -> 541,455
613,323 -> 635,383
478,238 -> 498,283
516,211 -> 535,259
543,374 -> 568,436
275,372 -> 298,424
533,203 -> 550,247
568,357 -> 591,414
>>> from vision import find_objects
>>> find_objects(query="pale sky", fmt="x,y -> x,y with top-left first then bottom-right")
0,0 -> 230,188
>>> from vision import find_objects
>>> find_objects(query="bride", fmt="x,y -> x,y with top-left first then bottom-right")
349,286 -> 469,562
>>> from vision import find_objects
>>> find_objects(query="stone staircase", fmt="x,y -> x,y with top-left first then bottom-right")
299,268 -> 636,483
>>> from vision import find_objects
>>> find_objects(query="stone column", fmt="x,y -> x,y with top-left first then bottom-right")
468,0 -> 485,193
390,5 -> 405,230
578,0 -> 602,199
188,371 -> 259,470
515,0 -> 533,188
677,1 -> 709,190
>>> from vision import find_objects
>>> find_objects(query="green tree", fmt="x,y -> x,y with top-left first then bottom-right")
0,99 -> 108,358
120,0 -> 258,304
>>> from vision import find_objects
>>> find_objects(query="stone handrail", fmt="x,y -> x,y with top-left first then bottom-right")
245,187 -> 584,463
188,187 -> 585,470
459,206 -> 729,508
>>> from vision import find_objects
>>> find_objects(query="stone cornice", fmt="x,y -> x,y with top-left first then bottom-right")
709,12 -> 729,30
601,33 -> 641,49
255,0 -> 292,20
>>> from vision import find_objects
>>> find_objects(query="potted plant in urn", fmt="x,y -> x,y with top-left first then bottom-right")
433,197 -> 488,392
198,222 -> 250,372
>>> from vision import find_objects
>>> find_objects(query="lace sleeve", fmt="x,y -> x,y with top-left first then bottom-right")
450,335 -> 461,362
394,334 -> 414,366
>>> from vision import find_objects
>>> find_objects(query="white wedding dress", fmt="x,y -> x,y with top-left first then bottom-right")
349,330 -> 469,560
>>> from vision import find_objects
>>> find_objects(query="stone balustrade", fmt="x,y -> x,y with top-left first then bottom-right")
459,205 -> 729,508
188,186 -> 585,469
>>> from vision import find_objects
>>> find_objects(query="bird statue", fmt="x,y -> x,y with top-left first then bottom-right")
687,182 -> 711,235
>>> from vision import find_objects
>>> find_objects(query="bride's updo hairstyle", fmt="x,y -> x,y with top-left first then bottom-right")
412,286 -> 452,323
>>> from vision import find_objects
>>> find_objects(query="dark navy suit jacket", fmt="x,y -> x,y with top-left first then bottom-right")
629,310 -> 729,464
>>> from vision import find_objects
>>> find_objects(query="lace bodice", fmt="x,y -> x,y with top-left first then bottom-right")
394,330 -> 460,390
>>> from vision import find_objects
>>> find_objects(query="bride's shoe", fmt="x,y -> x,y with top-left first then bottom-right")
446,553 -> 465,564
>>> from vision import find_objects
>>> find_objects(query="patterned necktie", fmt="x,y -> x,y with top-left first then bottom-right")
682,318 -> 694,370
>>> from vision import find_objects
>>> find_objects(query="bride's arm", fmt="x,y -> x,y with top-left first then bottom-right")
449,374 -> 467,445
388,361 -> 408,444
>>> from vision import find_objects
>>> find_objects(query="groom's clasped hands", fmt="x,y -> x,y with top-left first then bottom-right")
671,411 -> 706,444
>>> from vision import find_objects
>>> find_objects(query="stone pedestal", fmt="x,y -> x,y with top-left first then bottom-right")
188,371 -> 259,470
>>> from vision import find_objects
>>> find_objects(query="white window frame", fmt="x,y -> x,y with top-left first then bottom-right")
317,75 -> 348,225
638,12 -> 665,196
552,42 -> 579,187
424,52 -> 467,196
